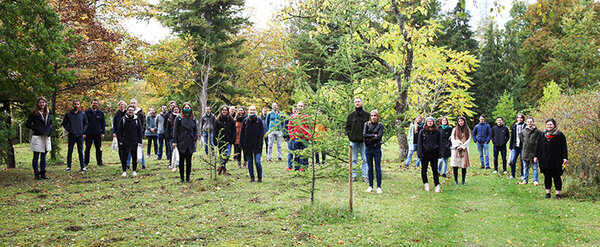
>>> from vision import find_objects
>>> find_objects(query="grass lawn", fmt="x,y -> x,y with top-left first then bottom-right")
1,141 -> 599,246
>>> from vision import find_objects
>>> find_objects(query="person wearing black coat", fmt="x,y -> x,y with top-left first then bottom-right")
363,110 -> 384,193
62,99 -> 88,172
508,114 -> 526,179
240,105 -> 265,182
534,119 -> 568,199
491,116 -> 510,173
25,97 -> 53,180
345,97 -> 370,182
215,105 -> 236,175
172,102 -> 198,183
129,99 -> 146,169
417,117 -> 442,193
166,105 -> 180,167
116,106 -> 143,177
84,99 -> 106,167
437,117 -> 452,178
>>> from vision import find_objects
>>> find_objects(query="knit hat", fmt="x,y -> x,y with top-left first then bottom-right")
425,116 -> 435,122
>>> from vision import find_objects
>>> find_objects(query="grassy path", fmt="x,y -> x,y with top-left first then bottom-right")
1,142 -> 599,246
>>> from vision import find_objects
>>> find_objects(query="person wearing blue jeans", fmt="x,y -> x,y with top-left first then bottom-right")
345,97 -> 370,182
472,115 -> 492,169
200,106 -> 217,156
520,117 -> 541,184
293,139 -> 309,170
287,139 -> 295,170
508,114 -> 526,179
363,110 -> 384,193
405,116 -> 423,167
437,117 -> 452,177
26,97 -> 53,180
62,99 -> 88,172
240,105 -> 265,182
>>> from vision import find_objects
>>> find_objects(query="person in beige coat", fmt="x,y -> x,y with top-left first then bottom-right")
450,116 -> 471,185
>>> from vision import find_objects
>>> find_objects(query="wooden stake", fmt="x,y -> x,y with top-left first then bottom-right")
349,145 -> 353,212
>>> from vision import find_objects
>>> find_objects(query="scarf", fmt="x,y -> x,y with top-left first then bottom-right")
441,124 -> 451,130
355,106 -> 363,116
545,128 -> 559,141
516,122 -> 524,147
235,114 -> 246,122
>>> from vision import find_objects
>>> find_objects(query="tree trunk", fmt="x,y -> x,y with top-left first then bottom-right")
1,100 -> 17,169
50,92 -> 58,161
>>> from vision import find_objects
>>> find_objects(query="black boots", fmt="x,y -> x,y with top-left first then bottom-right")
257,177 -> 262,183
40,171 -> 48,179
250,177 -> 255,182
34,172 -> 41,180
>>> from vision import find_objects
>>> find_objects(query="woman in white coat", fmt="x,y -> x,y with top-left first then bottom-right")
25,97 -> 53,180
450,116 -> 471,185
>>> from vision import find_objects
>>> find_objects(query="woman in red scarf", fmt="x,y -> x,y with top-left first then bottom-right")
534,119 -> 568,199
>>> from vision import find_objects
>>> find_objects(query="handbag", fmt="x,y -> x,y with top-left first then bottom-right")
171,147 -> 180,167
137,145 -> 143,163
112,136 -> 118,150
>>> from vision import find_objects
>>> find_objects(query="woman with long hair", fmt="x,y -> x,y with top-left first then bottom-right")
450,116 -> 471,185
417,117 -> 442,192
240,105 -> 266,182
117,105 -> 143,177
438,116 -> 452,178
405,115 -> 423,167
215,105 -> 236,175
534,119 -> 568,199
363,110 -> 384,193
234,106 -> 248,168
25,97 -> 53,180
172,102 -> 198,183
167,105 -> 180,171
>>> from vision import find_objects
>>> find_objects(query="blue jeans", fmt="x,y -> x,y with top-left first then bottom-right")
509,147 -> 523,177
438,157 -> 449,175
522,160 -> 539,183
32,152 -> 47,174
293,139 -> 309,170
127,144 -> 145,167
405,143 -> 421,167
157,134 -> 170,159
67,135 -> 84,169
365,146 -> 382,188
350,141 -> 368,178
202,131 -> 214,155
476,142 -> 490,168
287,139 -> 295,169
247,152 -> 262,178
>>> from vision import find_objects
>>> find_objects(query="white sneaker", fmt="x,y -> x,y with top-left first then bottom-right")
376,187 -> 382,194
492,170 -> 498,174
520,180 -> 527,185
434,185 -> 441,193
424,183 -> 430,191
533,181 -> 539,186
508,176 -> 514,179
366,187 -> 373,193
503,171 -> 508,174
172,167 -> 178,172
168,164 -> 173,169
132,171 -> 137,177
121,172 -> 127,177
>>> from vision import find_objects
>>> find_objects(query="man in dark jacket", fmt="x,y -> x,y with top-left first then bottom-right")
62,99 -> 88,172
491,116 -> 510,173
84,99 -> 106,167
508,113 -> 526,179
345,97 -> 370,182
472,115 -> 492,169
128,99 -> 146,168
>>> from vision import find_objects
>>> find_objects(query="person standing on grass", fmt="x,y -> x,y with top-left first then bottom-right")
62,99 -> 88,172
284,107 -> 297,171
363,110 -> 384,194
259,107 -> 269,156
314,109 -> 327,165
25,97 -> 53,180
128,99 -> 146,169
215,105 -> 236,175
234,107 -> 248,168
145,107 -> 158,158
472,115 -> 492,169
156,105 -> 168,160
437,116 -> 452,178
405,115 -> 423,168
163,101 -> 177,162
240,105 -> 266,182
112,101 -> 127,140
167,105 -> 180,170
200,106 -> 216,156
508,113 -> 526,179
534,119 -> 568,199
417,117 -> 442,193
345,97 -> 370,182
266,102 -> 285,162
289,102 -> 311,171
451,116 -> 471,185
173,102 -> 198,183
521,117 -> 541,185
83,99 -> 105,168
491,116 -> 510,174
117,105 -> 142,177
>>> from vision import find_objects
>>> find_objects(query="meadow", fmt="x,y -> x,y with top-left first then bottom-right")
1,141 -> 599,246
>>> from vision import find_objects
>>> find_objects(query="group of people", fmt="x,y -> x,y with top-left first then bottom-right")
25,96 -> 568,198
404,113 -> 568,198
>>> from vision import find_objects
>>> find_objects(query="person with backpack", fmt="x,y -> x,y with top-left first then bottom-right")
472,115 -> 492,169
145,107 -> 158,157
491,116 -> 510,174
215,105 -> 236,175
534,119 -> 568,199
62,99 -> 88,172
84,98 -> 105,167
417,117 -> 442,193
363,110 -> 384,193
520,117 -> 542,185
172,102 -> 198,183
116,105 -> 142,177
25,97 -> 53,180
240,105 -> 266,182
437,116 -> 452,178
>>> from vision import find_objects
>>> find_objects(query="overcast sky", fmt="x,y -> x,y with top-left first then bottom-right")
124,0 -> 530,44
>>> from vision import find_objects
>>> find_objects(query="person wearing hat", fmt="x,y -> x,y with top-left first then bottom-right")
417,116 -> 442,193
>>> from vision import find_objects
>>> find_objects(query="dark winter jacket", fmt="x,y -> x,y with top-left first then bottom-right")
25,112 -> 53,136
173,116 -> 198,153
509,122 -> 526,149
413,123 -> 424,144
345,107 -> 370,143
491,124 -> 510,147
283,119 -> 290,141
112,109 -> 125,134
535,131 -> 568,172
417,128 -> 442,159
363,122 -> 384,148
85,109 -> 105,135
200,113 -> 216,132
215,115 -> 236,146
62,110 -> 88,137
134,107 -> 146,131
116,114 -> 142,150
240,116 -> 265,154
520,126 -> 541,161
472,122 -> 491,143
438,125 -> 452,158
166,113 -> 178,143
